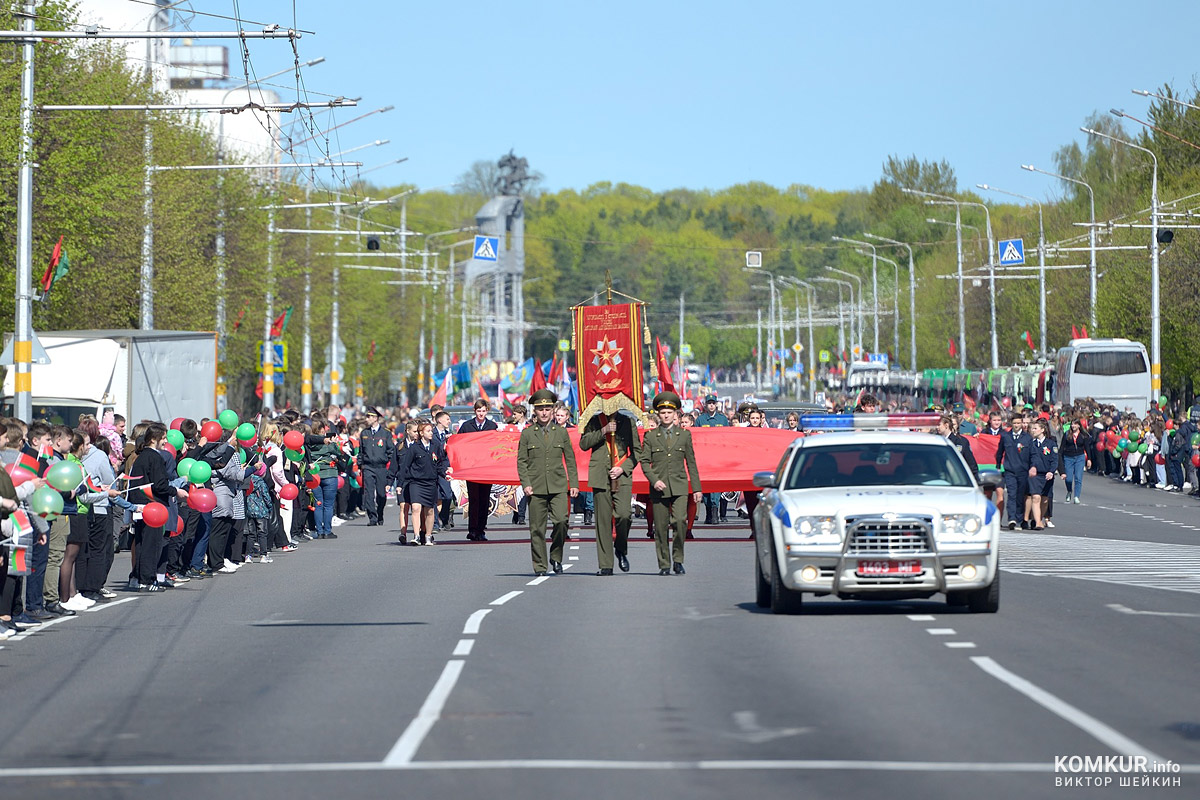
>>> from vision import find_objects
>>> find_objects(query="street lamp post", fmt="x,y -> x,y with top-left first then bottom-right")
825,266 -> 863,357
814,276 -> 853,358
977,184 -> 1045,353
781,277 -> 818,400
928,199 -> 997,367
1080,127 -> 1159,395
862,250 -> 901,363
1023,164 -> 1097,333
902,188 -> 966,368
833,236 -> 879,353
863,233 -> 918,372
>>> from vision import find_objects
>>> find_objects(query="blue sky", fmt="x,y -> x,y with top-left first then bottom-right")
226,1 -> 1200,199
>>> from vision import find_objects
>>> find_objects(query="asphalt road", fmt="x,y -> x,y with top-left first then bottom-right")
2,475 -> 1198,799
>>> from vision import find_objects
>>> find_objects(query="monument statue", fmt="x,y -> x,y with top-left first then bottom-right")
495,149 -> 532,196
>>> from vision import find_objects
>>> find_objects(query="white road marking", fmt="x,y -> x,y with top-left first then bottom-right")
462,609 -> 491,635
926,628 -> 956,635
83,597 -> 138,613
6,759 -> 1197,777
944,642 -> 976,649
382,660 -> 466,765
568,556 -> 579,561
906,615 -> 936,621
452,639 -> 474,656
490,591 -> 522,606
1107,603 -> 1200,618
1002,531 -> 1200,595
526,576 -> 549,586
9,615 -> 73,641
971,656 -> 1163,761
570,545 -> 580,550
723,711 -> 810,743
562,563 -> 574,570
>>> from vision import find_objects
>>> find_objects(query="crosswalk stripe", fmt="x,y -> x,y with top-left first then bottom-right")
1001,532 -> 1200,596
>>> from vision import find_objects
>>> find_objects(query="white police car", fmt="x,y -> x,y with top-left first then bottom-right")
752,414 -> 1001,615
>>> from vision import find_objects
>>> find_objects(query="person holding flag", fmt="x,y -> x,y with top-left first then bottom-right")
580,408 -> 641,575
457,399 -> 498,541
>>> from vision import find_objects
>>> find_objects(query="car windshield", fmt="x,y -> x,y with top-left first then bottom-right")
784,443 -> 973,489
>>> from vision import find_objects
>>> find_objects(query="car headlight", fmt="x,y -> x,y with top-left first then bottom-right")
941,514 -> 984,537
793,515 -> 840,540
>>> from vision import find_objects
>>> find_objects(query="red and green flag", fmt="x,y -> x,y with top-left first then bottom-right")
1023,331 -> 1035,351
269,306 -> 294,338
38,236 -> 69,295
7,544 -> 30,575
13,450 -> 39,477
84,473 -> 105,493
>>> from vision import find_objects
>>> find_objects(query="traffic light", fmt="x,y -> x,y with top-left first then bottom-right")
366,235 -> 381,251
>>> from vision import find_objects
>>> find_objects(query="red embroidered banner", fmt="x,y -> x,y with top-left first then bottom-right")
573,303 -> 645,425
447,427 -> 799,492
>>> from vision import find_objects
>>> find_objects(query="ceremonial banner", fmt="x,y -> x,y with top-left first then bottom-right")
573,303 -> 645,426
448,427 -> 798,492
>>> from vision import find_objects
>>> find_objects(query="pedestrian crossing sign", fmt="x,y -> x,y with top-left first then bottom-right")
473,235 -> 499,262
998,237 -> 1025,266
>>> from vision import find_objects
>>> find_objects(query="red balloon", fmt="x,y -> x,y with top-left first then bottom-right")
187,487 -> 217,513
337,476 -> 345,490
1193,455 -> 1200,469
200,420 -> 224,441
305,473 -> 320,489
173,515 -> 185,536
1155,453 -> 1166,465
279,483 -> 300,501
170,417 -> 186,431
142,501 -> 169,528
283,430 -> 305,451
162,442 -> 177,458
1166,419 -> 1175,430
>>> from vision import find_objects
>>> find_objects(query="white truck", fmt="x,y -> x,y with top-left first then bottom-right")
2,329 -> 217,425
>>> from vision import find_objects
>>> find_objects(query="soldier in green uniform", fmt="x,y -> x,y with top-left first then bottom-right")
640,391 -> 702,575
516,389 -> 579,576
579,410 -> 642,576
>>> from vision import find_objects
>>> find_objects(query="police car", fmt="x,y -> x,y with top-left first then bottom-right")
752,413 -> 1002,614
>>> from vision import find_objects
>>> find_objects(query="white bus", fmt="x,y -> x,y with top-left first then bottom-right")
1054,338 -> 1151,415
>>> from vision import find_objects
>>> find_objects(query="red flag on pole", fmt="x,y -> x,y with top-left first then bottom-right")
1071,325 -> 1079,339
530,355 -> 547,392
429,370 -> 451,408
1023,331 -> 1035,351
655,337 -> 676,393
948,337 -> 957,358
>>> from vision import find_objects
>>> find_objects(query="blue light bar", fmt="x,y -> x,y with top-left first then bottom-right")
799,413 -> 942,431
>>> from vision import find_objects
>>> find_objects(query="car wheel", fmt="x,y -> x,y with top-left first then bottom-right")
966,569 -> 1000,613
770,543 -> 804,615
755,550 -> 771,608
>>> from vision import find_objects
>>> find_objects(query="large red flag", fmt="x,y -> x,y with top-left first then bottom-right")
548,352 -> 563,385
654,337 -> 676,393
572,303 -> 646,425
429,370 -> 451,408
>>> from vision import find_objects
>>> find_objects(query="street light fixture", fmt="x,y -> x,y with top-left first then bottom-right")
813,277 -> 852,358
863,232 -> 918,372
1080,126 -> 1161,394
1022,164 -> 1098,332
824,266 -> 862,357
977,183 -> 1047,354
902,187 -> 967,368
832,236 -> 879,352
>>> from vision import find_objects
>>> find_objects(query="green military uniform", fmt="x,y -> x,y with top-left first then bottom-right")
516,390 -> 579,575
579,412 -> 641,573
640,392 -> 702,574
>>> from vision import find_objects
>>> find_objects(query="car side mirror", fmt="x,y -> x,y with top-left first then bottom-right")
752,471 -> 778,489
977,470 -> 1003,490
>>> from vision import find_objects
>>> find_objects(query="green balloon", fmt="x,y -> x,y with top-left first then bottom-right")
188,460 -> 212,485
1129,429 -> 1140,441
1192,433 -> 1200,448
284,448 -> 304,462
1137,442 -> 1148,454
218,409 -> 239,431
1062,423 -> 1070,433
45,460 -> 83,492
176,457 -> 196,479
235,422 -> 256,441
238,448 -> 248,464
1160,395 -> 1169,406
166,429 -> 185,450
30,485 -> 64,518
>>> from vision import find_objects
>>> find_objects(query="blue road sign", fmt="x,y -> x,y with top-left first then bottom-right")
868,352 -> 889,365
473,235 -> 499,262
998,237 -> 1025,266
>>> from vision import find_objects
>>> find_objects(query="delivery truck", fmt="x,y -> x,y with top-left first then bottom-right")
2,329 -> 217,425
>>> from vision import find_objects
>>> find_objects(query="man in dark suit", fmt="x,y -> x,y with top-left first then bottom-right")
432,410 -> 455,531
456,399 -> 498,541
358,407 -> 395,527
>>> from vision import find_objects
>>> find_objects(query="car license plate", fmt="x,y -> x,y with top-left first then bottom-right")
857,560 -> 921,576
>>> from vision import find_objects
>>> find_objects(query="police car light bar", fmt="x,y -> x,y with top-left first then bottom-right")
798,413 -> 942,431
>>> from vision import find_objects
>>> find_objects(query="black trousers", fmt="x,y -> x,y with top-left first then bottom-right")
466,482 -> 491,536
362,466 -> 388,523
208,516 -> 242,567
133,520 -> 164,586
79,508 -> 114,593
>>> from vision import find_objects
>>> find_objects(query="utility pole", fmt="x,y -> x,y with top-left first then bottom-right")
678,293 -> 685,393
302,194 -> 313,413
12,0 -> 35,422
756,308 -> 763,392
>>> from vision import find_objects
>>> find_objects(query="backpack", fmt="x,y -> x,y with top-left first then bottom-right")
246,474 -> 272,519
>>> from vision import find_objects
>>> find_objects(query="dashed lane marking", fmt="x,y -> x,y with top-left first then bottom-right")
462,609 -> 491,635
926,628 -> 956,635
944,642 -> 976,649
527,576 -> 549,586
490,591 -> 522,606
906,615 -> 936,621
453,639 -> 474,656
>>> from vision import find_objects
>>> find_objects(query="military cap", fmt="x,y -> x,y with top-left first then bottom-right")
951,402 -> 965,413
530,388 -> 557,407
704,394 -> 718,403
653,390 -> 682,411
